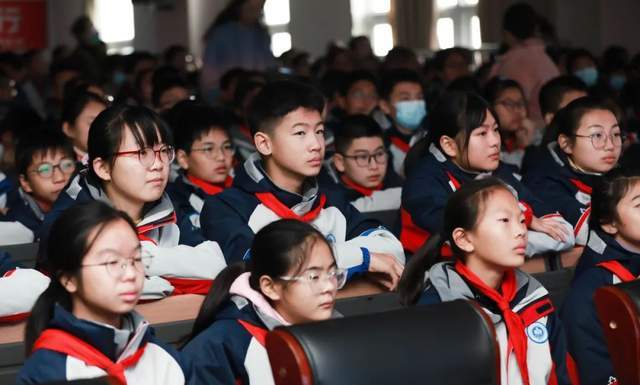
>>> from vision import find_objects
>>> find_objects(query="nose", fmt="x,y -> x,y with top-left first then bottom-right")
51,166 -> 66,183
490,129 -> 501,148
308,131 -> 324,152
119,259 -> 139,281
603,133 -> 615,151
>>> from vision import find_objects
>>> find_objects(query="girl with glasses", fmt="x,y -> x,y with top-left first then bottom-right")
183,219 -> 343,385
524,96 -> 623,263
399,178 -> 573,385
17,201 -> 194,385
39,105 -> 228,298
400,91 -> 574,264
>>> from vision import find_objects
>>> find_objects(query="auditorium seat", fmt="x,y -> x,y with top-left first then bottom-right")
0,242 -> 39,268
594,279 -> 640,385
532,267 -> 575,308
361,209 -> 400,235
266,299 -> 500,385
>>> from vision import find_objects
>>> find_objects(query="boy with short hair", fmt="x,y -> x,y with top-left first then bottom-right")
332,114 -> 402,213
200,80 -> 405,289
5,129 -> 76,239
337,70 -> 379,116
167,101 -> 236,228
379,69 -> 427,177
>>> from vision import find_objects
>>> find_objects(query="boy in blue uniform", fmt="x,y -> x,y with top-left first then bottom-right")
200,80 -> 405,289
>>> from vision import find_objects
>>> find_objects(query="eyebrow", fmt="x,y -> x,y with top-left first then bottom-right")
632,195 -> 640,202
292,121 -> 324,129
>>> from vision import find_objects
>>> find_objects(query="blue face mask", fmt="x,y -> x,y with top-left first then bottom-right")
609,74 -> 626,91
574,67 -> 598,87
394,100 -> 427,131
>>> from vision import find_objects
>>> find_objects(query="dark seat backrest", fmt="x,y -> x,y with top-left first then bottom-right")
334,292 -> 402,317
0,242 -> 39,268
532,267 -> 575,308
266,299 -> 499,385
594,279 -> 640,385
361,210 -> 400,234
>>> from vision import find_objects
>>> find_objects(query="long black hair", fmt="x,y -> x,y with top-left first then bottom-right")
404,91 -> 497,177
398,177 -> 511,306
25,201 -> 138,354
185,219 -> 333,344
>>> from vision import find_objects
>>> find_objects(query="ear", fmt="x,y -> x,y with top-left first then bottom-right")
333,153 -> 346,173
176,149 -> 190,170
439,135 -> 459,158
337,95 -> 347,110
557,134 -> 573,154
543,113 -> 554,126
600,221 -> 618,236
18,174 -> 33,193
254,132 -> 273,156
62,121 -> 73,139
92,157 -> 112,182
59,274 -> 78,294
379,99 -> 392,115
259,275 -> 283,302
452,227 -> 474,253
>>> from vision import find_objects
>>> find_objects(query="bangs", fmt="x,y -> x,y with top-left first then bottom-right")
123,108 -> 173,150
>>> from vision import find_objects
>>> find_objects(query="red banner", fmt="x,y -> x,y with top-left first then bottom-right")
0,0 -> 47,51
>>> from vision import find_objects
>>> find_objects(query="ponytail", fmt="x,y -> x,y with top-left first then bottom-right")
184,263 -> 246,345
24,280 -> 72,355
398,234 -> 445,306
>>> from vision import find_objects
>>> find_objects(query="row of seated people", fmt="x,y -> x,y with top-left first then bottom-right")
8,164 -> 640,385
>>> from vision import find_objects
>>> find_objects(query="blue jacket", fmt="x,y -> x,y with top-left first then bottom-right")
5,188 -> 46,238
523,142 -> 600,245
200,154 -> 405,279
561,230 -> 640,385
182,295 -> 277,385
16,304 -> 194,385
420,262 -> 572,385
166,172 -> 231,229
400,143 -> 574,254
38,171 -> 228,297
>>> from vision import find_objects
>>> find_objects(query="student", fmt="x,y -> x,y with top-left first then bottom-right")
16,201 -> 194,385
152,72 -> 191,112
61,89 -> 108,164
523,97 -> 622,248
379,69 -> 427,177
398,177 -> 573,385
561,168 -> 640,385
484,77 -> 536,168
167,102 -> 236,228
337,70 -> 379,116
520,75 -> 588,174
201,80 -> 405,290
331,114 -> 402,212
5,129 -> 76,239
183,219 -> 342,385
40,105 -> 227,297
401,91 -> 574,257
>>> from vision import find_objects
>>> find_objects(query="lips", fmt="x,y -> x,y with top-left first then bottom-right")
147,178 -> 165,185
307,158 -> 322,167
601,156 -> 617,164
514,243 -> 527,255
489,153 -> 500,161
119,291 -> 139,302
319,300 -> 335,309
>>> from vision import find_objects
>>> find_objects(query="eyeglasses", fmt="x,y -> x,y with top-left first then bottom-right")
495,99 -> 526,111
341,150 -> 388,167
30,159 -> 76,178
113,145 -> 175,167
81,252 -> 153,279
573,131 -> 625,150
279,268 -> 347,293
190,143 -> 235,159
349,90 -> 378,101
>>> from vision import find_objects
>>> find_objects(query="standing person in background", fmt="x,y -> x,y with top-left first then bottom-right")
489,2 -> 559,123
200,0 -> 275,104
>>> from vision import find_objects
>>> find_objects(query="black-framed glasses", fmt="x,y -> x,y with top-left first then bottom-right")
573,132 -> 625,150
113,145 -> 175,167
81,252 -> 153,279
190,143 -> 235,159
30,159 -> 76,178
279,268 -> 347,293
341,150 -> 388,167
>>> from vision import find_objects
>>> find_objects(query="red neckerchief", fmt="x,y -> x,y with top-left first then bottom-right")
569,178 -> 592,194
187,174 -> 233,195
389,136 -> 410,153
454,261 -> 530,385
597,260 -> 636,282
445,171 -> 462,191
33,328 -> 147,385
255,192 -> 326,222
341,175 -> 382,197
137,212 -> 177,245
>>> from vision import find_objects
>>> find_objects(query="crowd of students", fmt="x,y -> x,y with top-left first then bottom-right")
0,1 -> 640,384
